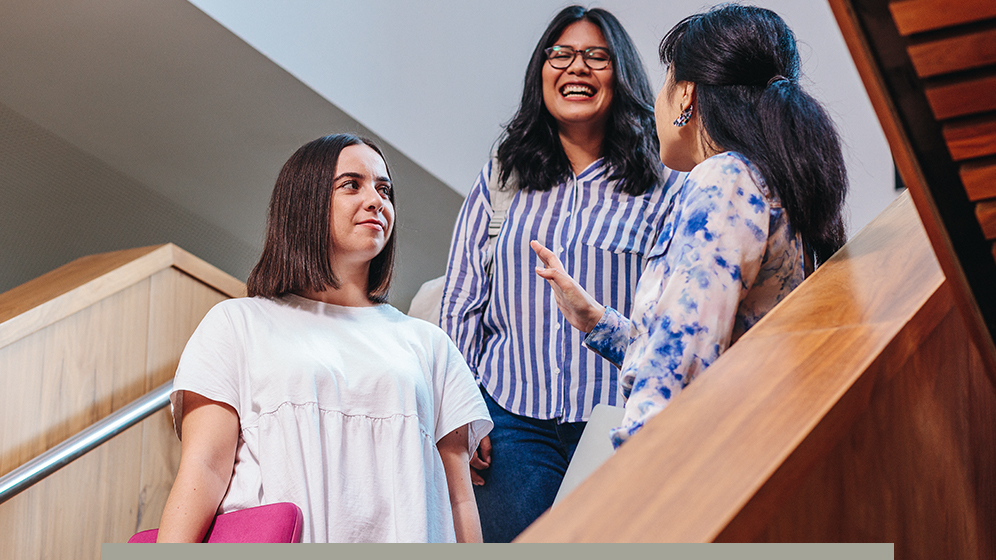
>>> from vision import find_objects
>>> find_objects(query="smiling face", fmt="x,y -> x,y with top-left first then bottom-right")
330,144 -> 395,268
541,20 -> 615,135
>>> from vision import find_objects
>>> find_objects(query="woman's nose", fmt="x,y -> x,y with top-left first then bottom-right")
364,187 -> 384,210
566,54 -> 591,75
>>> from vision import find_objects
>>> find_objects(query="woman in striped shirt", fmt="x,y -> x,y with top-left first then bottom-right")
440,5 -> 684,542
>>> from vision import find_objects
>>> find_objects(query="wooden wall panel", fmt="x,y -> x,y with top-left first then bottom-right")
889,0 -> 996,35
961,160 -> 996,202
924,75 -> 996,120
907,28 -> 996,78
0,280 -> 151,475
134,268 -> 226,532
0,416 -> 171,558
0,245 -> 241,551
144,268 -> 227,392
975,200 -> 996,239
944,116 -> 996,161
756,306 -> 996,559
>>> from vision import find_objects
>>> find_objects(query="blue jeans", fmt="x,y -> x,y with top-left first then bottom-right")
474,388 -> 586,543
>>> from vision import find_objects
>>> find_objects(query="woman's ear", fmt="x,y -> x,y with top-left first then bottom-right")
680,81 -> 696,112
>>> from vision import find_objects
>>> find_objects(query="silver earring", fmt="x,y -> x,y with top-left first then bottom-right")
673,105 -> 692,127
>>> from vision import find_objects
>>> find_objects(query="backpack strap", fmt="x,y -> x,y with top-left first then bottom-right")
484,155 -> 517,277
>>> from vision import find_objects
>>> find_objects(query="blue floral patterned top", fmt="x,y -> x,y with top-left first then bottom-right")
584,152 -> 806,447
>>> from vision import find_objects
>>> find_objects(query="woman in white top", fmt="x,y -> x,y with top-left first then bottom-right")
157,134 -> 492,543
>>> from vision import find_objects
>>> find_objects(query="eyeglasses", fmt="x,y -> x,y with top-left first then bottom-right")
543,46 -> 612,70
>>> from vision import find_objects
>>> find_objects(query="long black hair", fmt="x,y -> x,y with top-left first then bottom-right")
496,5 -> 661,196
660,4 -> 848,263
247,133 -> 396,303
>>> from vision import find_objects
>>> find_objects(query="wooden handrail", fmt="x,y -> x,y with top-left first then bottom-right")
0,243 -> 245,349
518,191 -> 950,542
0,381 -> 172,505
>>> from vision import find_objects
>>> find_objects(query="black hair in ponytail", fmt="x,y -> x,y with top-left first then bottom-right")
660,3 -> 848,263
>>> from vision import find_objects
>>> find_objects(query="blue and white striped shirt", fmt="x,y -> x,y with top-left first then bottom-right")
441,158 -> 685,422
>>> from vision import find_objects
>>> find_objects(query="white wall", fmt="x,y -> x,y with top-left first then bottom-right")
188,0 -> 899,236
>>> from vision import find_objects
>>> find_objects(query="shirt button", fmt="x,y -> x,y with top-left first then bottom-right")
553,323 -> 560,331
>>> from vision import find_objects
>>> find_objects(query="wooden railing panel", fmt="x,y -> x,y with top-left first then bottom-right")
517,193 -> 960,543
0,246 -> 167,349
756,305 -> 996,559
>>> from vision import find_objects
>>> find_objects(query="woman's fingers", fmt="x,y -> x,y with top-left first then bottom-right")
469,436 -> 491,486
531,240 -> 571,290
530,240 -> 564,271
530,239 -> 606,332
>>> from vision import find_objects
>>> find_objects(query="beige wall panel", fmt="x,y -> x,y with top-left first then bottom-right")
0,421 -> 146,558
0,279 -> 151,474
144,267 -> 228,390
758,308 -> 996,559
136,407 -> 182,533
135,268 -> 225,532
0,247 -> 241,551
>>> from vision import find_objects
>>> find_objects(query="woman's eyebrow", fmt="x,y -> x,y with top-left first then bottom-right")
333,172 -> 391,184
333,171 -> 363,182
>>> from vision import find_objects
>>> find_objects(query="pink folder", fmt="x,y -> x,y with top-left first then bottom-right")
128,502 -> 304,543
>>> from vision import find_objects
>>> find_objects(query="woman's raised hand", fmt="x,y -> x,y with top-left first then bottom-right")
530,240 -> 606,333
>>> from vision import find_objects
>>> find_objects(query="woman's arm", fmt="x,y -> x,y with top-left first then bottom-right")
156,391 -> 240,543
440,162 -> 497,486
610,155 -> 769,447
438,424 -> 483,543
440,164 -> 495,376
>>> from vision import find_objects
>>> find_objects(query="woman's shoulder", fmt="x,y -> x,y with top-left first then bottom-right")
687,152 -> 768,201
199,296 -> 307,333
207,295 -> 281,316
375,304 -> 446,334
693,151 -> 754,176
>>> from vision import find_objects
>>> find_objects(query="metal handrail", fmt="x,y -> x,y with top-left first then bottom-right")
0,380 -> 173,505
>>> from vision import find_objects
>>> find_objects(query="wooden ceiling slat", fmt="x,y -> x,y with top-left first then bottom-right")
943,116 -> 996,161
907,28 -> 996,78
924,75 -> 996,120
961,160 -> 996,201
889,0 -> 996,36
977,200 -> 996,239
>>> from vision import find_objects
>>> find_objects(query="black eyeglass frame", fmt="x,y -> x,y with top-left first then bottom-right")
543,46 -> 613,70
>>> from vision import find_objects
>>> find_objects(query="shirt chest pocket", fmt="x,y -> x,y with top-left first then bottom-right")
645,208 -> 680,260
577,196 -> 654,256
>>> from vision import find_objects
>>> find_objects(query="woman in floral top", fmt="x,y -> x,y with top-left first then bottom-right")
531,4 -> 849,447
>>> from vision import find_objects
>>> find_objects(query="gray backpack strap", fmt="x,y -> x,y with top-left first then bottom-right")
484,155 -> 517,277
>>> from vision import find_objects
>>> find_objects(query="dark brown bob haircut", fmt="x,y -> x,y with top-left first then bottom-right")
246,133 -> 396,303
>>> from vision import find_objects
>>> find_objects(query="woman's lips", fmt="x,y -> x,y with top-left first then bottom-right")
358,219 -> 385,231
560,83 -> 595,98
